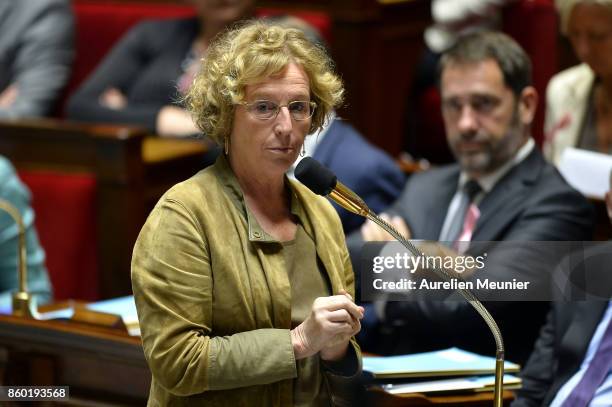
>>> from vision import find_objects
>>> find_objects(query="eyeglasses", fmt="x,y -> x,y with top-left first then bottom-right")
239,100 -> 317,121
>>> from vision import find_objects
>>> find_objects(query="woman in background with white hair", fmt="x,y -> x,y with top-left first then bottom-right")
544,0 -> 612,164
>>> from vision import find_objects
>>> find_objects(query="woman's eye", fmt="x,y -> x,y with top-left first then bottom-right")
290,102 -> 307,112
254,101 -> 274,113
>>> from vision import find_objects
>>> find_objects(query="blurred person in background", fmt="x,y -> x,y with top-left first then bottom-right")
350,31 -> 593,365
67,0 -> 254,138
131,22 -> 362,405
544,0 -> 612,164
0,156 -> 52,312
512,190 -> 612,407
405,0 -> 515,162
0,0 -> 74,118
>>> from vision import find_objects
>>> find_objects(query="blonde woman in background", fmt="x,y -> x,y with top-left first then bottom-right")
544,0 -> 612,164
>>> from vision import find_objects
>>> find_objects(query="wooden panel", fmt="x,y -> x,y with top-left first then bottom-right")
329,0 -> 430,155
0,314 -> 149,405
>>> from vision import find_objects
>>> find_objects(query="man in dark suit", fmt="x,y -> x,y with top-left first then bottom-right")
512,191 -> 612,406
513,300 -> 612,406
349,31 -> 594,364
310,117 -> 406,234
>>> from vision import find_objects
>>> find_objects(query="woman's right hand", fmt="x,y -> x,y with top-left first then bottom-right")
291,292 -> 364,360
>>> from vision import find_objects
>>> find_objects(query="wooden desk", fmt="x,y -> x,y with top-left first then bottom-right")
0,313 -> 149,405
368,386 -> 515,406
0,310 -> 513,406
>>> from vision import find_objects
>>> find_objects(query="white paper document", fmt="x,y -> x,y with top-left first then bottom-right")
383,374 -> 521,395
558,147 -> 612,199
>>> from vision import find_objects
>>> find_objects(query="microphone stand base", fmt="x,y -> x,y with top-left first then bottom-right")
12,291 -> 37,319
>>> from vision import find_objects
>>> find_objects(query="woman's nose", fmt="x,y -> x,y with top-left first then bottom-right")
274,106 -> 293,135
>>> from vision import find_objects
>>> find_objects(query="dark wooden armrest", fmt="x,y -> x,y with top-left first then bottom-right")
0,117 -> 146,140
0,118 -> 146,178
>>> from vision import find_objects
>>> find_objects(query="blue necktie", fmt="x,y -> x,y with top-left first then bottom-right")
561,317 -> 612,407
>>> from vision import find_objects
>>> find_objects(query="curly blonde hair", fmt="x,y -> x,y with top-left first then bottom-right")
184,20 -> 344,144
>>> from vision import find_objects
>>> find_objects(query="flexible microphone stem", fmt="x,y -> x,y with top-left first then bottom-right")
294,157 -> 504,405
0,199 -> 37,318
364,211 -> 504,407
328,183 -> 370,218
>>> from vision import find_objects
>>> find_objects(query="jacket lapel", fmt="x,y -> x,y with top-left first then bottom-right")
548,65 -> 595,163
554,301 -> 609,396
473,149 -> 542,240
423,167 -> 459,240
291,183 -> 346,294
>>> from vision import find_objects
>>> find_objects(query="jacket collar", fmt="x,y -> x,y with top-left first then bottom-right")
473,147 -> 544,239
567,64 -> 596,107
213,154 -> 347,293
213,154 -> 308,243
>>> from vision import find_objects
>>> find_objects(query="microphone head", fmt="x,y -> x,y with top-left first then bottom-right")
295,157 -> 337,196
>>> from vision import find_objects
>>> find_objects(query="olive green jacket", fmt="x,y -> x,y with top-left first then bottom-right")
131,156 -> 361,406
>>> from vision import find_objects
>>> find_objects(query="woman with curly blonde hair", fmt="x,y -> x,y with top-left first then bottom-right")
131,21 -> 363,406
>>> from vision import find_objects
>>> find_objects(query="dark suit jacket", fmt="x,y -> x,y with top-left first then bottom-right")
313,119 -> 406,234
348,147 -> 594,364
512,301 -> 608,407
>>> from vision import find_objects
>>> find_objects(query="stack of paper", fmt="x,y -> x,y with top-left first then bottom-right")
382,374 -> 521,395
37,295 -> 140,336
87,296 -> 140,336
363,347 -> 521,395
364,347 -> 520,379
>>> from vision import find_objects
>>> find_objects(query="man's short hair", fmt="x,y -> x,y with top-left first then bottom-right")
438,31 -> 532,98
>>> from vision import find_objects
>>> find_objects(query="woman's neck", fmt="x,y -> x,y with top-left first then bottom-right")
232,159 -> 287,209
233,163 -> 296,241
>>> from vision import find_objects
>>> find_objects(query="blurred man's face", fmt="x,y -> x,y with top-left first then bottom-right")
440,59 -> 536,178
192,0 -> 254,26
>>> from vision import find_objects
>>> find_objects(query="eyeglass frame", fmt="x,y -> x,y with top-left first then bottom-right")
237,100 -> 317,121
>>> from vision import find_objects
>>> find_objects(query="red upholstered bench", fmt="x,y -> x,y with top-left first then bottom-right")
61,1 -> 331,114
18,171 -> 98,301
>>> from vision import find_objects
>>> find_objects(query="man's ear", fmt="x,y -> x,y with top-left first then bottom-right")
518,86 -> 538,126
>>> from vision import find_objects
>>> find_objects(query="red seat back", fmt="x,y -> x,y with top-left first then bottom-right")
18,171 -> 98,301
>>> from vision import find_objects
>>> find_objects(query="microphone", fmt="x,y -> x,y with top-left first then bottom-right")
294,157 -> 371,218
295,157 -> 505,407
0,199 -> 38,318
